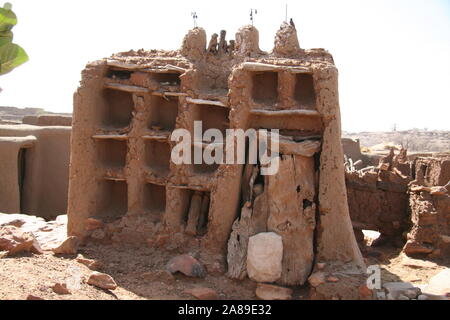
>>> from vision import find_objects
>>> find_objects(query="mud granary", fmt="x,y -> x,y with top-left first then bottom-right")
68,22 -> 365,296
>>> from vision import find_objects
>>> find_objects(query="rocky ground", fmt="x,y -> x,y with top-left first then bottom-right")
0,213 -> 449,300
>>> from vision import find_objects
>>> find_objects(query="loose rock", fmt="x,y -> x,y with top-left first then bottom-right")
76,254 -> 101,270
52,236 -> 79,255
166,254 -> 206,278
403,289 -> 420,299
87,272 -> 117,290
308,271 -> 326,287
255,283 -> 293,300
383,282 -> 415,300
0,226 -> 42,255
327,276 -> 340,283
316,262 -> 326,270
52,283 -> 71,295
185,287 -> 219,300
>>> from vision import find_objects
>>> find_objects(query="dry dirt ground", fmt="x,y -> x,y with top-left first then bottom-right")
0,240 -> 448,300
0,243 -> 259,300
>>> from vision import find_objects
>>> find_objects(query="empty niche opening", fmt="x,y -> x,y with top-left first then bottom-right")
191,104 -> 229,136
191,144 -> 221,175
182,190 -> 210,236
152,72 -> 181,86
193,162 -> 220,175
106,69 -> 132,80
294,73 -> 316,109
143,183 -> 166,218
145,140 -> 171,175
148,96 -> 178,131
101,89 -> 134,128
252,71 -> 278,105
97,139 -> 127,168
96,180 -> 128,221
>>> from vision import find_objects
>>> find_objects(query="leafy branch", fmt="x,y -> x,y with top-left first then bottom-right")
0,2 -> 28,76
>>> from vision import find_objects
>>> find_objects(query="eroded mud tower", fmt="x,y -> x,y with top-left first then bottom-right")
68,22 -> 365,298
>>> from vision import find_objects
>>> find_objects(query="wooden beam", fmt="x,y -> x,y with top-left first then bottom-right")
186,97 -> 228,108
242,62 -> 311,73
104,82 -> 149,93
250,109 -> 321,117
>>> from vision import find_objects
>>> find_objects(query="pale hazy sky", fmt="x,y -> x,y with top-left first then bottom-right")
0,0 -> 449,132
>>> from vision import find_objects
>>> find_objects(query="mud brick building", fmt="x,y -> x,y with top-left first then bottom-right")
68,22 -> 364,294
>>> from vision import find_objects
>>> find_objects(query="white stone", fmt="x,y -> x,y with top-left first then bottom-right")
247,232 -> 283,283
424,268 -> 450,296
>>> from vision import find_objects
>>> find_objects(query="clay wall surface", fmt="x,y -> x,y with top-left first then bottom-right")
403,189 -> 450,257
414,157 -> 450,187
0,124 -> 71,219
403,156 -> 450,257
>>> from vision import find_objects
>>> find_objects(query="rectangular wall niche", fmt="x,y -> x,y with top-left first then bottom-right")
151,72 -> 181,86
145,140 -> 171,175
294,73 -> 316,109
191,144 -> 220,175
143,183 -> 166,219
101,89 -> 134,129
106,69 -> 132,80
252,71 -> 278,105
97,139 -> 127,168
148,96 -> 179,131
190,104 -> 230,136
95,180 -> 128,221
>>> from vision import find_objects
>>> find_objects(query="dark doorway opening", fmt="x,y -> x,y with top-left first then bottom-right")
17,148 -> 27,212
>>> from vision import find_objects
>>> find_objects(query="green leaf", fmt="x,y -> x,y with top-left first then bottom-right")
0,5 -> 17,32
0,29 -> 12,45
0,42 -> 28,75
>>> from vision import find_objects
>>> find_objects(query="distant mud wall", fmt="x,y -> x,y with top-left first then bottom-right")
0,124 -> 71,219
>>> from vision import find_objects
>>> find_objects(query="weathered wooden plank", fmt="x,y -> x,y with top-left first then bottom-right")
266,154 -> 316,285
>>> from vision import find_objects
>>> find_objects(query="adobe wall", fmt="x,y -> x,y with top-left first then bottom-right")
68,22 -> 365,295
403,156 -> 450,257
22,114 -> 72,127
342,138 -> 362,163
0,125 -> 71,219
345,149 -> 412,243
